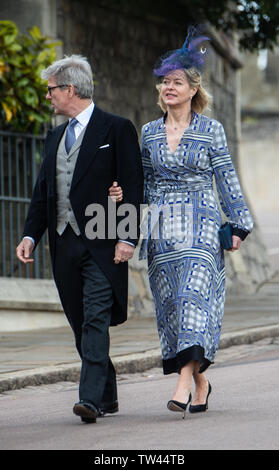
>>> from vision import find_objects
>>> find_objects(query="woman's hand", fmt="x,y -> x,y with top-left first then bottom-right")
228,235 -> 242,252
109,181 -> 123,202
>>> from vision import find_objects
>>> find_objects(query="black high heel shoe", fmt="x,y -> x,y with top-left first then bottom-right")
189,381 -> 212,413
167,393 -> 192,419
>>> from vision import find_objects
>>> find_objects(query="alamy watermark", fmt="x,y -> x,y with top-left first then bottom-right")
85,197 -> 193,247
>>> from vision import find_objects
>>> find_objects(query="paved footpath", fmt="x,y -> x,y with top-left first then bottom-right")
0,272 -> 278,393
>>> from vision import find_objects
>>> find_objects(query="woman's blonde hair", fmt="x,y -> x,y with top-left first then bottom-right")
156,68 -> 211,114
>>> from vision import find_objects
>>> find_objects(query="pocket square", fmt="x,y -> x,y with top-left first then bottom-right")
99,144 -> 110,149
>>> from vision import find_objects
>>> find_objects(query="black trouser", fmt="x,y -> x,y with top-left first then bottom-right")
53,224 -> 117,408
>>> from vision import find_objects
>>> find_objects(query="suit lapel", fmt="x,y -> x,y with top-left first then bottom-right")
45,122 -> 67,184
71,106 -> 111,190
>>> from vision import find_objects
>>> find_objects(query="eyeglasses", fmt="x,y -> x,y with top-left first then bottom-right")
47,84 -> 69,95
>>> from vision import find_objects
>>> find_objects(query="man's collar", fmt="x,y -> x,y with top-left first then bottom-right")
70,101 -> 95,127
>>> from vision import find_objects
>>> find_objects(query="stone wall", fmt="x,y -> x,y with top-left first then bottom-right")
241,48 -> 279,114
57,0 -> 187,130
237,49 -> 279,287
0,0 -> 57,38
239,117 -> 279,276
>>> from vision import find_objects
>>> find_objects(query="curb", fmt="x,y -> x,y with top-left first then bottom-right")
1,324 -> 279,394
219,324 -> 279,348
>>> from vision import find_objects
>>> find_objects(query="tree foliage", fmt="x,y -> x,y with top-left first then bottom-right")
0,21 -> 61,134
190,0 -> 279,51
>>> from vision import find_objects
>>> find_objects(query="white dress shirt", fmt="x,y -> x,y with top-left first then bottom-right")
71,101 -> 95,139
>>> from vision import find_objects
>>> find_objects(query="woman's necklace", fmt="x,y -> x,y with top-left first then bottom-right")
167,112 -> 192,131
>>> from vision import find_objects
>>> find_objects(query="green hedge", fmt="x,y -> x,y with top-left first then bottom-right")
0,20 -> 61,134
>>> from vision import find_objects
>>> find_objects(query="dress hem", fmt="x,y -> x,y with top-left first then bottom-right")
162,345 -> 212,375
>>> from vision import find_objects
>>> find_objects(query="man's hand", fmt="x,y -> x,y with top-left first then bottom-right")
109,181 -> 123,202
114,241 -> 135,264
16,238 -> 34,264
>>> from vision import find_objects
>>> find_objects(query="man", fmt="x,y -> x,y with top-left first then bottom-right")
16,55 -> 143,423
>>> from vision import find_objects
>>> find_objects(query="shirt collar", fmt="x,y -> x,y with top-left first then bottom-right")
70,101 -> 95,127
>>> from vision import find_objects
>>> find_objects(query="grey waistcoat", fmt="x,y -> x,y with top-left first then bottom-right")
56,126 -> 86,236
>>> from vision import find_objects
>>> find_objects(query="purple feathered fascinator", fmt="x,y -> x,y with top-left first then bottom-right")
153,26 -> 210,77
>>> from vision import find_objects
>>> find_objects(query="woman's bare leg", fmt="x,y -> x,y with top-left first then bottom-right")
171,360 -> 196,403
191,362 -> 209,405
171,360 -> 209,405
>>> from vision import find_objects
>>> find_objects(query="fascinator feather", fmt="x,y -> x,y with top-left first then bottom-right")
154,26 -> 210,77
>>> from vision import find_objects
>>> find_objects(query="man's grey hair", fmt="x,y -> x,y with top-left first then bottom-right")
41,55 -> 94,99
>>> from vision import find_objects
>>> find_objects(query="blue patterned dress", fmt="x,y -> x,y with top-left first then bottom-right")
139,112 -> 253,374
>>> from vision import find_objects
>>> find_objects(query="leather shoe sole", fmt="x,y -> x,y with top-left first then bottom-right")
73,402 -> 98,423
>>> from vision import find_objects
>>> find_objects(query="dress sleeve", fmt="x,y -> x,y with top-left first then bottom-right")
141,125 -> 155,205
209,121 -> 253,240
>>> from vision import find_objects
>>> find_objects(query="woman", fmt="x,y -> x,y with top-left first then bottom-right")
110,28 -> 253,417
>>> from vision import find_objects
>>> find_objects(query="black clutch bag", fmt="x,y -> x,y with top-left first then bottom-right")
218,222 -> 233,250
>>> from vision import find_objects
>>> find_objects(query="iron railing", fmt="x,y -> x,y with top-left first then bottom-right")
0,130 -> 51,279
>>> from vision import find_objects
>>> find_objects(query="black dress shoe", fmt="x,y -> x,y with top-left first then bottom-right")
189,381 -> 212,413
98,400 -> 119,417
167,393 -> 192,419
73,401 -> 98,423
